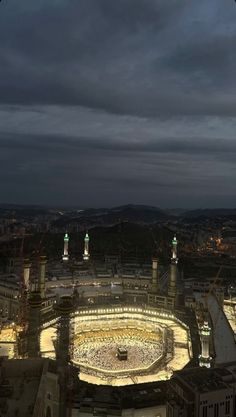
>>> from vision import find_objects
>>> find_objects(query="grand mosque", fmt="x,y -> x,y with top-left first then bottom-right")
0,231 -> 234,392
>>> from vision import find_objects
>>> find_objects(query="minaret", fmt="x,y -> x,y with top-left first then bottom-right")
27,291 -> 42,358
38,256 -> 47,299
55,296 -> 74,365
168,236 -> 178,298
62,233 -> 69,261
83,232 -> 90,261
172,235 -> 178,262
199,320 -> 211,368
151,258 -> 159,293
55,296 -> 74,417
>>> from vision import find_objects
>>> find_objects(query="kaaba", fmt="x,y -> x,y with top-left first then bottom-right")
117,347 -> 127,361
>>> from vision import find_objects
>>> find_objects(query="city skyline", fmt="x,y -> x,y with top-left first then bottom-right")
1,0 -> 236,207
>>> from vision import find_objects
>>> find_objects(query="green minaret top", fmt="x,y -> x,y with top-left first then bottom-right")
172,236 -> 177,245
85,232 -> 89,241
64,233 -> 69,241
171,235 -> 178,264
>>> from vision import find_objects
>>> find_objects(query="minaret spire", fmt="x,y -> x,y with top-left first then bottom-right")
199,320 -> 212,368
172,235 -> 178,263
83,231 -> 90,261
62,232 -> 69,261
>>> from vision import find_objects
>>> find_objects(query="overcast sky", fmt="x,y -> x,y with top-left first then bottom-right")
1,0 -> 236,208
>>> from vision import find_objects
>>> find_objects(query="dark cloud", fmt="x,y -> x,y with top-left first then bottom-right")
1,131 -> 236,157
0,125 -> 236,207
1,0 -> 236,116
0,0 -> 236,206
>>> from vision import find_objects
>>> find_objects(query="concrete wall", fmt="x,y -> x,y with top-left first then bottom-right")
123,405 -> 166,417
77,405 -> 166,417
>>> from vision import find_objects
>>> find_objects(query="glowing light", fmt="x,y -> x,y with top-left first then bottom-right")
172,236 -> 177,245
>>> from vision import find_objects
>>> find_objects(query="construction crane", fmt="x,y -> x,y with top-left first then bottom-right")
148,226 -> 159,256
202,266 -> 223,327
204,266 -> 223,302
17,231 -> 47,357
29,230 -> 48,292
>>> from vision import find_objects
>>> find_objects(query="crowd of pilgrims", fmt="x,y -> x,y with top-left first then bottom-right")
73,328 -> 163,371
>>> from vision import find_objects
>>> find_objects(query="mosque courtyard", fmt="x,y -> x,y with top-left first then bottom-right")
69,306 -> 192,386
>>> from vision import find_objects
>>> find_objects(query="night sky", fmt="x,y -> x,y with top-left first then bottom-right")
1,0 -> 236,208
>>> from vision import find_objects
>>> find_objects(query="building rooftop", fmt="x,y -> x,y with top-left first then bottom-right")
76,379 -> 166,410
173,366 -> 235,394
0,358 -> 60,417
0,358 -> 44,417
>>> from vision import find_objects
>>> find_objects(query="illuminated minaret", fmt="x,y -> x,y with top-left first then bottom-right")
199,320 -> 211,368
172,235 -> 178,262
151,258 -> 159,293
62,232 -> 69,261
168,236 -> 178,298
83,231 -> 90,261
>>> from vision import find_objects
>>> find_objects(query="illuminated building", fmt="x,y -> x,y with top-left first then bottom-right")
62,305 -> 192,386
1,229 -> 236,415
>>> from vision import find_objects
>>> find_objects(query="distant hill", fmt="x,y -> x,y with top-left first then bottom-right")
0,205 -> 50,218
19,221 -> 174,261
182,208 -> 236,219
54,204 -> 170,228
3,203 -> 236,225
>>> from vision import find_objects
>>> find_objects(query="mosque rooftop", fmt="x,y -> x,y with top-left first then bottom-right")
173,366 -> 236,394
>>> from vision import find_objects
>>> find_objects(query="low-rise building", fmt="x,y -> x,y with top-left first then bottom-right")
167,365 -> 236,417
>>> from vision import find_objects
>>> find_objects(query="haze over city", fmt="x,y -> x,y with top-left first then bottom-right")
1,0 -> 236,207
